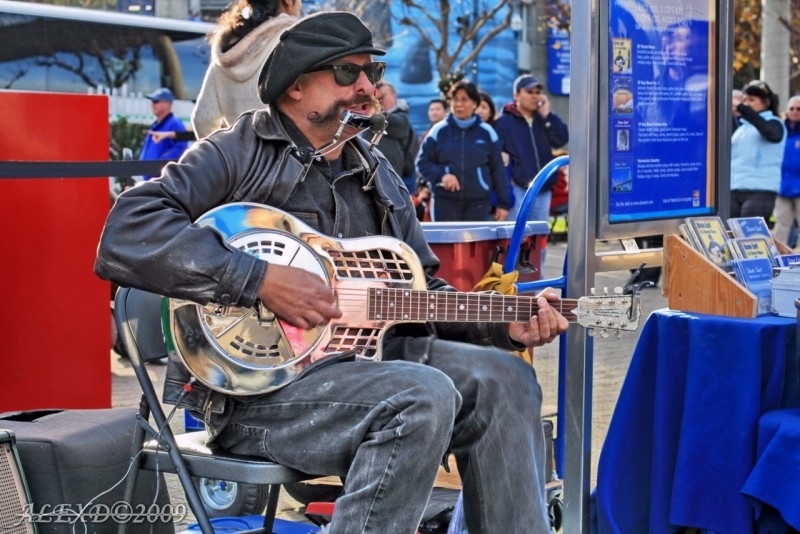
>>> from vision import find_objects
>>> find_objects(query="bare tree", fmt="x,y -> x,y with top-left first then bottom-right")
774,0 -> 800,88
315,0 -> 514,92
395,0 -> 514,80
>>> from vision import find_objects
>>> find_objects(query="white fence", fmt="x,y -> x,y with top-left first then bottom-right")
90,85 -> 194,127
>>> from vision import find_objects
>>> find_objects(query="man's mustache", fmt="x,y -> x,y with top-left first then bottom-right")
308,95 -> 381,124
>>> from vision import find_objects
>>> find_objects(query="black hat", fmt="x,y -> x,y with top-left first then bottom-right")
258,11 -> 386,105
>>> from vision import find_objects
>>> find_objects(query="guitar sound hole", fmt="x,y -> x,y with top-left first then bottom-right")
328,327 -> 380,356
240,240 -> 286,258
331,249 -> 413,281
230,336 -> 280,360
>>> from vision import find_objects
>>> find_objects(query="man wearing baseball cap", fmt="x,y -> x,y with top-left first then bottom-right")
139,87 -> 189,180
493,74 -> 569,224
96,12 -> 566,534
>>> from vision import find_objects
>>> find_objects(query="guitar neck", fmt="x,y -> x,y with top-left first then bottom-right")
368,287 -> 579,323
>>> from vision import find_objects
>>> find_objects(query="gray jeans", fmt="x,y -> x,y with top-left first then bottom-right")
773,195 -> 800,246
208,338 -> 549,534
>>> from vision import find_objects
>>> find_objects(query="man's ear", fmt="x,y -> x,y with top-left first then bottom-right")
283,78 -> 304,102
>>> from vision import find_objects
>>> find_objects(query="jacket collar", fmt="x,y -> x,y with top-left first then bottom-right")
785,118 -> 800,135
501,101 -> 525,119
252,107 -> 293,141
151,112 -> 176,129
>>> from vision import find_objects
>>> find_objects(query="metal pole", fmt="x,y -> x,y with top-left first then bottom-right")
563,0 -> 599,531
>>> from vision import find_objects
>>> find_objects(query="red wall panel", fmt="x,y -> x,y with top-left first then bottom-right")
0,92 -> 111,411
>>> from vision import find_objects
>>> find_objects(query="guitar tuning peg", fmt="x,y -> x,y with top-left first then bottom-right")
615,331 -> 622,339
603,287 -> 609,295
587,328 -> 596,337
614,287 -> 623,295
590,288 -> 596,295
600,329 -> 610,339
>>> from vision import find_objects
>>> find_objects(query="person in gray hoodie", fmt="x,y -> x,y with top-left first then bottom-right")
191,0 -> 301,138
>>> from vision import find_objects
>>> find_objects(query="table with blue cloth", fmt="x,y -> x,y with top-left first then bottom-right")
593,309 -> 799,534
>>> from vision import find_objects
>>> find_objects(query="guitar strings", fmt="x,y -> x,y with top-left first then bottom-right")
332,288 -> 584,307
329,288 -> 620,316
331,288 -> 586,318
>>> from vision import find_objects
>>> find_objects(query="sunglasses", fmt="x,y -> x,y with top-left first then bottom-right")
746,80 -> 772,93
308,62 -> 386,86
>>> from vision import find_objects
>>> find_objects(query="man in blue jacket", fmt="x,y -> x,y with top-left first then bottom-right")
773,95 -> 800,246
493,75 -> 568,223
139,87 -> 189,180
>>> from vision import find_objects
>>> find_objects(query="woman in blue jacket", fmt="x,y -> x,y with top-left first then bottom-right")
416,80 -> 510,221
730,80 -> 787,219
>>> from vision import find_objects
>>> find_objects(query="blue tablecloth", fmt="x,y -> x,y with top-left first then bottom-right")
742,408 -> 800,531
593,309 -> 798,534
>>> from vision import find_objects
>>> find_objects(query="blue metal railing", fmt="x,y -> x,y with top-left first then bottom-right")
502,155 -> 569,293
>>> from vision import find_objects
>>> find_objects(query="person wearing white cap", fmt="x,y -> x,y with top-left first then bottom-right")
191,0 -> 301,138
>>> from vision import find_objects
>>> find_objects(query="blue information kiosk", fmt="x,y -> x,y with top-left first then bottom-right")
563,0 -> 736,531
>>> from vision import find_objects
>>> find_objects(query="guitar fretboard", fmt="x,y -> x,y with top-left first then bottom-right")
367,287 -> 580,323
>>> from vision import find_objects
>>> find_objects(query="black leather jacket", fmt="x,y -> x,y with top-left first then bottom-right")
96,108 -> 519,423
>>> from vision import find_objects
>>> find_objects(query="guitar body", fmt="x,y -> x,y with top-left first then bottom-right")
170,203 -> 641,396
169,203 -> 428,396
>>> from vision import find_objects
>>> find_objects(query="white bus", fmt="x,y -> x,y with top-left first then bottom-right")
0,0 -> 215,124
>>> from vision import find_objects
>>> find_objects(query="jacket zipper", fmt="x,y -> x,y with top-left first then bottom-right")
529,121 -> 542,185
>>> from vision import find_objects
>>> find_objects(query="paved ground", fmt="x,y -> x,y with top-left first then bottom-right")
110,238 -> 669,531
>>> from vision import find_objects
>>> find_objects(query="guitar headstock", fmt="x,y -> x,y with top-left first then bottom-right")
573,288 -> 642,336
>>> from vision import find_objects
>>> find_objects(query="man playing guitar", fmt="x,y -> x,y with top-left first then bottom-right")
96,11 -> 570,534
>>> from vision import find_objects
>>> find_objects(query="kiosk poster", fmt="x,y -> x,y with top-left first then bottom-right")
548,26 -> 571,96
607,0 -> 712,223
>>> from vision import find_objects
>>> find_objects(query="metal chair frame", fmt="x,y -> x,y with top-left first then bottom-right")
114,287 -> 314,534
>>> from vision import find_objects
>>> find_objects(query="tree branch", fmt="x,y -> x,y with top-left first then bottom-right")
398,0 -> 458,77
456,2 -> 514,72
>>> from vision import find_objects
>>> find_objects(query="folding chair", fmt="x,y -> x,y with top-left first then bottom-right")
114,287 -> 314,534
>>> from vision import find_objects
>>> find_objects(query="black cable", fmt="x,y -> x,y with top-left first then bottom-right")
0,159 -> 174,179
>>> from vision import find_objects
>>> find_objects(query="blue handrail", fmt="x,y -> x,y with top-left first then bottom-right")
502,155 -> 569,294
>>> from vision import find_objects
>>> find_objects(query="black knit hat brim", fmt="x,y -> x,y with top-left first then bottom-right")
258,12 -> 386,105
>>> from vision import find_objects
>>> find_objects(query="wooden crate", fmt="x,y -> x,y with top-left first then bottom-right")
662,233 -> 757,318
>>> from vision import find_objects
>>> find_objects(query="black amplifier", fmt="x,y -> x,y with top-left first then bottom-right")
0,408 -> 173,534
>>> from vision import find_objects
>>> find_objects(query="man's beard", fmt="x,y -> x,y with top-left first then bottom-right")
307,94 -> 380,124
